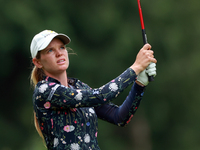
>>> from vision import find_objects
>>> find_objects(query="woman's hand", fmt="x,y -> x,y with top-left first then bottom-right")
130,44 -> 157,75
137,62 -> 157,86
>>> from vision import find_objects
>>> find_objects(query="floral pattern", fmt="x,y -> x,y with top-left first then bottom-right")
63,125 -> 75,132
70,143 -> 80,150
33,68 -> 144,150
74,90 -> 83,100
38,83 -> 48,93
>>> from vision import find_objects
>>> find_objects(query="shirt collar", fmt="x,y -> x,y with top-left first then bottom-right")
43,76 -> 77,86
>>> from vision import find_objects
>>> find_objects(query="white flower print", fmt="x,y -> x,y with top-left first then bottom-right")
62,140 -> 66,144
39,84 -> 48,93
84,134 -> 90,143
109,83 -> 118,92
85,113 -> 88,118
74,90 -> 83,101
77,136 -> 83,142
89,108 -> 95,114
61,138 -> 66,144
70,143 -> 80,150
64,125 -> 75,132
118,77 -> 122,81
92,89 -> 99,95
53,138 -> 59,147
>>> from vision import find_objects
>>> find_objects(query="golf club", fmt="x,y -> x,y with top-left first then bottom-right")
137,0 -> 154,82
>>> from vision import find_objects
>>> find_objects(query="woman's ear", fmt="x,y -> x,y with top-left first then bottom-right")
32,58 -> 42,68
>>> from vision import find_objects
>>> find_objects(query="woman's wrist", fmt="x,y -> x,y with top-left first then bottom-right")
135,80 -> 145,87
129,65 -> 142,75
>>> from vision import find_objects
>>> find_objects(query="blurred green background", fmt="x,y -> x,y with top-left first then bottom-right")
1,0 -> 200,150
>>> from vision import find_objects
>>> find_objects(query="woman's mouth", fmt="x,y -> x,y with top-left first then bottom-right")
57,59 -> 65,64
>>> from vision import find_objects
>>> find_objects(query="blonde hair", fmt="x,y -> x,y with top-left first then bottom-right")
31,52 -> 46,142
31,67 -> 45,137
34,112 -> 44,138
30,66 -> 45,87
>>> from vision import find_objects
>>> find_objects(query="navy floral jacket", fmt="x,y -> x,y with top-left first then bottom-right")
33,68 -> 145,150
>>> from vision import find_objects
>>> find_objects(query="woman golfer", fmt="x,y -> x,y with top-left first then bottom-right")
30,30 -> 157,150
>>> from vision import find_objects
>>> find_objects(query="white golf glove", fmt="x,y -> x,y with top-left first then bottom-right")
137,63 -> 156,86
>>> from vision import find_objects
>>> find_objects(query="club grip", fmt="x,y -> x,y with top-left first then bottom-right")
142,29 -> 154,82
142,29 -> 148,44
148,75 -> 154,82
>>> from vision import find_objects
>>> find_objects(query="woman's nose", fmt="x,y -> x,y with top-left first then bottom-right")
56,49 -> 62,57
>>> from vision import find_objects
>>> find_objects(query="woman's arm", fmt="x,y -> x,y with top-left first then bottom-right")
95,82 -> 145,127
34,43 -> 156,111
33,68 -> 137,110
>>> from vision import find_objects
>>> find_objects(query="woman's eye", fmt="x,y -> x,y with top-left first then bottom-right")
60,46 -> 65,50
48,49 -> 53,53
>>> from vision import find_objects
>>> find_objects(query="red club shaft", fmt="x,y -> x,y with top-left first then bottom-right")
137,0 -> 145,30
137,0 -> 148,44
137,0 -> 154,82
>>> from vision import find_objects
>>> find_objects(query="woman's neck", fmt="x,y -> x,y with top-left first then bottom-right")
45,71 -> 69,87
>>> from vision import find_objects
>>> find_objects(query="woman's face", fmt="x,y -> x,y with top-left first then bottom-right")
36,38 -> 69,76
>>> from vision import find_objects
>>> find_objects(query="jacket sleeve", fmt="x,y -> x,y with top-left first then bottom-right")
94,82 -> 145,127
33,68 -> 137,110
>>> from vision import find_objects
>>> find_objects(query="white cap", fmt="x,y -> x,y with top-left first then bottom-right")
30,30 -> 71,58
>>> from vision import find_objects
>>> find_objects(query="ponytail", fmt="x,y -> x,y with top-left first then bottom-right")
30,58 -> 46,144
30,66 -> 45,87
34,112 -> 44,138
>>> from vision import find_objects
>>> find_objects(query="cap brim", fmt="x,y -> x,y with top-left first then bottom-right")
56,34 -> 71,45
38,33 -> 71,52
